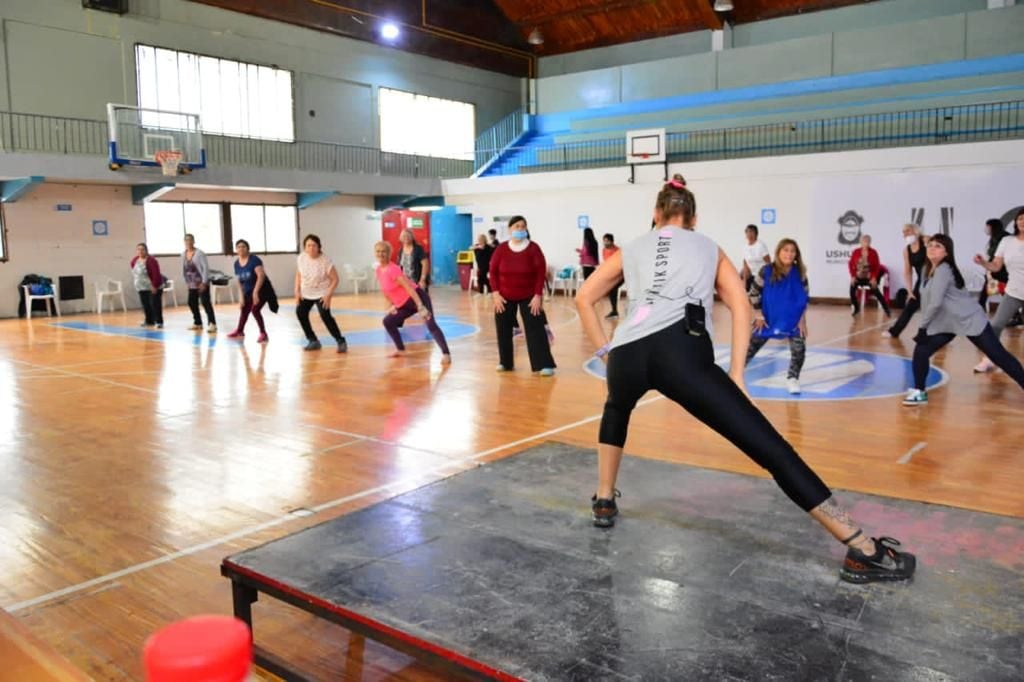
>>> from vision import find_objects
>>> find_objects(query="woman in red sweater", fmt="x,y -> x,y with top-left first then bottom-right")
489,216 -> 556,375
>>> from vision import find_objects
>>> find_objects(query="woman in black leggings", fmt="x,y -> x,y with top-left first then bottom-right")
902,233 -> 1024,406
575,177 -> 916,584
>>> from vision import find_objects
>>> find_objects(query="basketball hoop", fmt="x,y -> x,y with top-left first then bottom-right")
154,149 -> 183,176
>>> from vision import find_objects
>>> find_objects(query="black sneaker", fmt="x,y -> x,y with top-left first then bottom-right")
591,490 -> 621,528
605,312 -> 618,319
304,340 -> 322,351
337,339 -> 348,353
839,536 -> 916,584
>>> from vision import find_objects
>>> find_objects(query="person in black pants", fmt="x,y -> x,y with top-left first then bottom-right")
294,234 -> 347,352
489,216 -> 556,376
977,218 -> 1009,309
903,233 -> 1024,406
885,225 -> 926,338
471,233 -> 494,294
575,177 -> 916,585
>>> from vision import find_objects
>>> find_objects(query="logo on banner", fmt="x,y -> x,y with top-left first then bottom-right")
824,209 -> 864,264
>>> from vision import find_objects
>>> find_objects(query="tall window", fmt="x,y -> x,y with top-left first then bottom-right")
229,205 -> 298,253
136,45 -> 295,142
379,88 -> 474,160
143,203 -> 223,256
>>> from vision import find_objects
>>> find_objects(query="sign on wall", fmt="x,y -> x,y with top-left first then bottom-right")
92,220 -> 108,237
809,169 -> 1021,297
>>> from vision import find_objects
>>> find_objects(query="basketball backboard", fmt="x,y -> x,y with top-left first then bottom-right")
107,103 -> 206,174
626,128 -> 666,164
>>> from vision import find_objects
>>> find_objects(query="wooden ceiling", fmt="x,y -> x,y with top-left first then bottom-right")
185,1 -> 879,77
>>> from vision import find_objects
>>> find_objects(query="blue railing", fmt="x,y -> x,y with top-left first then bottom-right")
474,107 -> 527,173
482,99 -> 1024,175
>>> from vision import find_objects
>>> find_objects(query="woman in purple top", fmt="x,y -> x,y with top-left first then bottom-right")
227,239 -> 268,343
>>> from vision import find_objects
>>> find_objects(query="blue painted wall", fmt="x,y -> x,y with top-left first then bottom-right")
429,207 -> 471,285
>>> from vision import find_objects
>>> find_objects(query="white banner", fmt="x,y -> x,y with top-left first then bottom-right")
810,169 -> 1022,298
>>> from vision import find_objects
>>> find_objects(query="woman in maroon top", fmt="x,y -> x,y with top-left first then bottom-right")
489,216 -> 556,375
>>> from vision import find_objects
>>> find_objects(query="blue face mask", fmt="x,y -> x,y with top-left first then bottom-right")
511,230 -> 528,240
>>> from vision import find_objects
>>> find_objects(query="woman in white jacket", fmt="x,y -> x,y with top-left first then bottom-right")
182,233 -> 217,333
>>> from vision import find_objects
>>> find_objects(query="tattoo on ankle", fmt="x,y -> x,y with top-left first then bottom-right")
816,498 -> 855,527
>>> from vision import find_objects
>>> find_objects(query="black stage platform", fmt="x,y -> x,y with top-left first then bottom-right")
222,442 -> 1023,681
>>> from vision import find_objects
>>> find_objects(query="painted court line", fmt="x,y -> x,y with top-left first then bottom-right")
5,397 -> 659,614
897,442 -> 928,465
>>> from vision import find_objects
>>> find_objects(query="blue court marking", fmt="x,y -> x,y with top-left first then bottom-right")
583,346 -> 947,402
51,309 -> 478,349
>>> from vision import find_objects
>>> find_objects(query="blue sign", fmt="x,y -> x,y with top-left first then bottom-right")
578,215 -> 590,229
56,204 -> 72,212
473,216 -> 485,223
584,346 -> 946,402
761,209 -> 776,225
92,220 -> 108,236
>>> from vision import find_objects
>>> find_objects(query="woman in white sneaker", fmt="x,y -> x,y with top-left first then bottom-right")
745,239 -> 809,395
973,210 -> 1024,374
903,233 -> 1024,406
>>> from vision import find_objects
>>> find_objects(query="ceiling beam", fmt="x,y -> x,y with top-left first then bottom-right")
508,0 -> 659,27
692,0 -> 723,30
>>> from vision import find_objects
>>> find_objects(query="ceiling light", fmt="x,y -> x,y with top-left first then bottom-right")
714,0 -> 734,11
527,28 -> 544,45
380,22 -> 400,40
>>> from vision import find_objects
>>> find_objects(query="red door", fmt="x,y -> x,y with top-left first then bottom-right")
381,210 -> 431,266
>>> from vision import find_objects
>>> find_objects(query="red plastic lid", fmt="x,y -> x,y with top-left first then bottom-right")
143,615 -> 252,682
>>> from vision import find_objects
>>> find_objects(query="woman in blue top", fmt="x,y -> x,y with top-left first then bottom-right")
228,239 -> 268,343
902,233 -> 1024,406
746,238 -> 809,395
575,176 -> 916,584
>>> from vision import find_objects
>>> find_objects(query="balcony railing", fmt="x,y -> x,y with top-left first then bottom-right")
0,111 -> 474,179
479,99 -> 1024,175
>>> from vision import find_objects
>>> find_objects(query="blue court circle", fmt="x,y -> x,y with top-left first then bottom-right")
583,346 -> 947,401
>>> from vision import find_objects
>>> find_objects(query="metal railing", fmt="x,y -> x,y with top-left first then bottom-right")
0,111 -> 474,179
494,99 -> 1024,175
474,106 -> 527,172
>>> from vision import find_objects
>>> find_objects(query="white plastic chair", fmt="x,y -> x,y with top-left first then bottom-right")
210,280 -> 236,304
162,278 -> 179,307
551,265 -> 576,297
94,277 -> 127,313
856,270 -> 889,310
22,284 -> 61,319
343,264 -> 368,295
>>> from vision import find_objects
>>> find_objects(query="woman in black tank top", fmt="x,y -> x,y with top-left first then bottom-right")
885,225 -> 927,338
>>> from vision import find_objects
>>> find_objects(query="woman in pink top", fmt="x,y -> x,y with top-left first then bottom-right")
577,227 -> 600,279
374,241 -> 451,364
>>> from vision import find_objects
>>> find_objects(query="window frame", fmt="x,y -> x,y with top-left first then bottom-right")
142,201 -> 226,257
226,203 -> 300,256
0,204 -> 8,262
378,86 -> 476,160
134,43 -> 297,143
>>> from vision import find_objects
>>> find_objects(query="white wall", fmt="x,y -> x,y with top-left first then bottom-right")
444,139 -> 1024,298
0,184 -> 380,318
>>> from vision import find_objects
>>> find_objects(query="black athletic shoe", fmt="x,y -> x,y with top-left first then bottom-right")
337,338 -> 348,353
591,490 -> 621,528
840,536 -> 916,584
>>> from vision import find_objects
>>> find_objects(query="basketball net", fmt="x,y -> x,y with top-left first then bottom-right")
154,149 -> 183,176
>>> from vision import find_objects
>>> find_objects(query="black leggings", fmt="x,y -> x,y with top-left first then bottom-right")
138,289 -> 163,325
912,324 -> 1024,390
188,287 -> 216,326
297,298 -> 345,343
888,289 -> 920,337
600,320 -> 831,512
850,278 -> 890,315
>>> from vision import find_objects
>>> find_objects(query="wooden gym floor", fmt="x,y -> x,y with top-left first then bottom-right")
1,289 -> 1021,680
